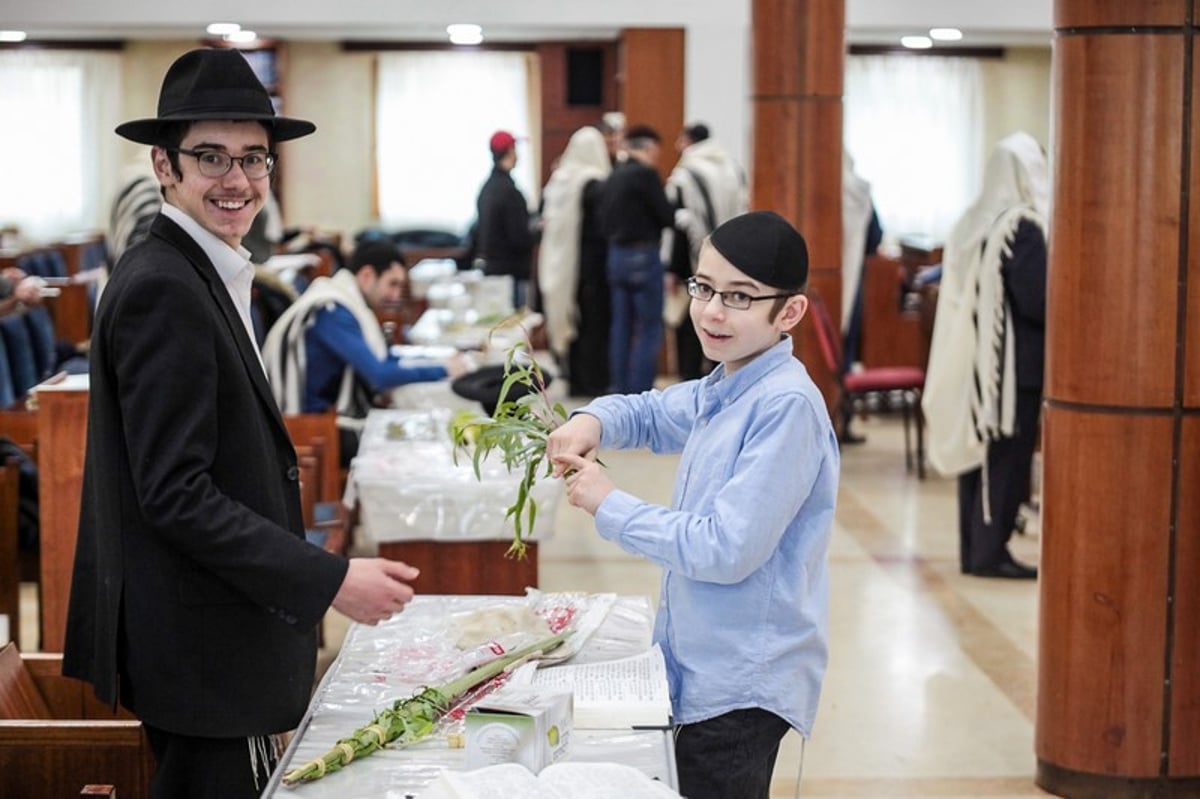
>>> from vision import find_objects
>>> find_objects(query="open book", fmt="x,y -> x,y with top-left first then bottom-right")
509,645 -> 672,729
421,761 -> 681,799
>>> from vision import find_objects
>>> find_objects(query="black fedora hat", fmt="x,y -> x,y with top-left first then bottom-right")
116,48 -> 315,145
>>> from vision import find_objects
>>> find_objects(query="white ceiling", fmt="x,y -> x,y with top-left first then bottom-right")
1,0 -> 1053,47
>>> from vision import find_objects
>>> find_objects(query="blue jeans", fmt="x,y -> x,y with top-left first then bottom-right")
606,243 -> 664,393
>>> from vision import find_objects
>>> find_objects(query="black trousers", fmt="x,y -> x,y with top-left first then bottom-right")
675,707 -> 792,799
145,725 -> 279,799
957,387 -> 1042,573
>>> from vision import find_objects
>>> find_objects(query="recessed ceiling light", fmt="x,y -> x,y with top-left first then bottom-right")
0,30 -> 28,42
929,27 -> 963,41
206,23 -> 241,36
447,23 -> 483,46
225,30 -> 258,44
901,35 -> 934,49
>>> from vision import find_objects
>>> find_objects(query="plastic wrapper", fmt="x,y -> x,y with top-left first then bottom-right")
263,593 -> 672,797
344,408 -> 563,547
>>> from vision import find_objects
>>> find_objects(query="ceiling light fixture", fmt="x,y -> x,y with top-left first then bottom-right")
900,35 -> 934,50
225,30 -> 259,44
206,23 -> 241,36
929,27 -> 963,41
0,30 -> 28,42
447,23 -> 483,46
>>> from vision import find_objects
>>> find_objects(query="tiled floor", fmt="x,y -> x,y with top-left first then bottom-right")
19,412 -> 1050,798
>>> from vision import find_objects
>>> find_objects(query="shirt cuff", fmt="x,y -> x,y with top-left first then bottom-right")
594,488 -> 640,542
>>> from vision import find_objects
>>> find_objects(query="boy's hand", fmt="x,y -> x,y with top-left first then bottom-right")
547,413 -> 602,477
553,452 -> 614,516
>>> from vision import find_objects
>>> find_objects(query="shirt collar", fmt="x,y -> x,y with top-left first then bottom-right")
160,202 -> 254,285
701,336 -> 796,406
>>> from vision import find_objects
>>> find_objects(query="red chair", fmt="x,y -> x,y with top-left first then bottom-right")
808,291 -> 927,478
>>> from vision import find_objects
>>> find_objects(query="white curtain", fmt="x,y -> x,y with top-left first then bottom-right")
844,55 -> 983,244
376,51 -> 538,236
0,50 -> 121,243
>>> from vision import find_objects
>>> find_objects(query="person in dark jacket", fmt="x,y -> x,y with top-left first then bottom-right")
61,48 -> 421,799
475,130 -> 535,309
599,124 -> 675,393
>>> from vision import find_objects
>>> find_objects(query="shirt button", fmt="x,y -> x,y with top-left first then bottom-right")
286,465 -> 300,481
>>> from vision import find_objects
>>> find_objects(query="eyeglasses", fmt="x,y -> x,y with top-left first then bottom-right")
686,278 -> 796,310
169,147 -> 277,179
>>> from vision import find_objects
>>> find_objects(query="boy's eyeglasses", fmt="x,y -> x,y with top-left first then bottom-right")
686,278 -> 796,310
169,147 -> 277,179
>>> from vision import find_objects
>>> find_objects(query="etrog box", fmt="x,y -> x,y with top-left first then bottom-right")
466,687 -> 573,773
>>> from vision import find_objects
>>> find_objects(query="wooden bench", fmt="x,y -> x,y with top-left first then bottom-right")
0,458 -> 21,650
0,408 -> 39,649
283,411 -> 349,555
0,642 -> 153,799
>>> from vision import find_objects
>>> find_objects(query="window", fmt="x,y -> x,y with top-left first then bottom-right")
0,50 -> 121,242
844,54 -> 983,243
375,50 -> 539,236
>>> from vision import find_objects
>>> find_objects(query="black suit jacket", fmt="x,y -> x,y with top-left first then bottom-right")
63,215 -> 348,738
475,166 -> 534,280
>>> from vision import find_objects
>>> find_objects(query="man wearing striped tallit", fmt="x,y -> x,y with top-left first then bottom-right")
923,132 -> 1048,580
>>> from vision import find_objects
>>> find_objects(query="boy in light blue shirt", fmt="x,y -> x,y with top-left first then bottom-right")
549,211 -> 839,799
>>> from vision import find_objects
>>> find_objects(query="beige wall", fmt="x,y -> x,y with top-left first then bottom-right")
980,46 -> 1053,162
106,41 -> 1052,249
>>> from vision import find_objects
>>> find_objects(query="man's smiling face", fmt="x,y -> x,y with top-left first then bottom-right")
155,119 -> 271,249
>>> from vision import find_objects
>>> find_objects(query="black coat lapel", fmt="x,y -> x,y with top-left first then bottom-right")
150,217 -> 291,443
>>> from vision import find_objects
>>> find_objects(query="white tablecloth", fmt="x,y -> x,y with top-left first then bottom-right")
262,593 -> 676,798
344,406 -> 563,548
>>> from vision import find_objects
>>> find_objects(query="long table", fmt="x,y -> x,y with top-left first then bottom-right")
344,405 -> 563,594
262,593 -> 677,798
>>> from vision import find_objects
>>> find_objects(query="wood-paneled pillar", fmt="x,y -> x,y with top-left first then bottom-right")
1037,3 -> 1200,795
617,28 -> 686,180
751,0 -> 844,409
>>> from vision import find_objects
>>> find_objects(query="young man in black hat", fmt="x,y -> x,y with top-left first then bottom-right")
62,48 -> 422,799
548,211 -> 839,799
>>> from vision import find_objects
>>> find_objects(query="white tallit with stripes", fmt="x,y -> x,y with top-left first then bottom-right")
923,132 -> 1049,477
261,268 -> 385,430
536,126 -> 611,359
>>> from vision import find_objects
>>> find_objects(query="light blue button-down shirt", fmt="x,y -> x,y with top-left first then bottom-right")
579,336 -> 838,735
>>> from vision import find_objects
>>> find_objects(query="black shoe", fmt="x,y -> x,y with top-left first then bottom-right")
840,431 -> 867,445
970,560 -> 1038,580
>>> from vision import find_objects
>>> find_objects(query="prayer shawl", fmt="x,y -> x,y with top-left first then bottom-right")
262,268 -> 386,430
537,127 -> 611,359
841,153 -> 874,330
923,131 -> 1049,477
108,162 -> 163,263
662,137 -> 749,272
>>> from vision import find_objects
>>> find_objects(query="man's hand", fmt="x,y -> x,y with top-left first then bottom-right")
546,413 -> 602,478
14,276 -> 44,305
443,352 -> 472,379
553,452 -> 614,516
331,558 -> 420,625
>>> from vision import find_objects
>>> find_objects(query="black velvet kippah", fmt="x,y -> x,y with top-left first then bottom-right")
451,364 -> 553,417
708,211 -> 809,291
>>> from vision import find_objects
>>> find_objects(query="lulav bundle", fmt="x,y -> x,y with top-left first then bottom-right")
449,343 -> 567,559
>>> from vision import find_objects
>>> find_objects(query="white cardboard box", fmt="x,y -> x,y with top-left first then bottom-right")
466,687 -> 573,774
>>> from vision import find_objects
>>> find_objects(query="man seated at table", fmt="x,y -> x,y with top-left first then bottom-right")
264,238 -> 468,464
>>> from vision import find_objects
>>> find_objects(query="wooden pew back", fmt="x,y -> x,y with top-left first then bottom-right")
0,458 -> 24,652
0,642 -> 153,799
283,412 -> 348,554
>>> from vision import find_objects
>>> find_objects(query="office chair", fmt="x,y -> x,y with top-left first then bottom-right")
809,290 -> 926,478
